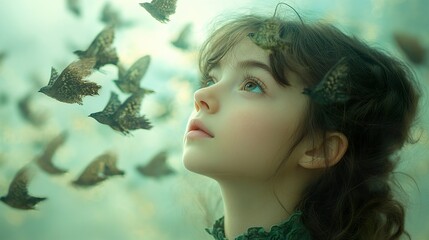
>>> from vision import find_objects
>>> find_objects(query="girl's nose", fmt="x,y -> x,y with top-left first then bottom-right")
193,87 -> 219,114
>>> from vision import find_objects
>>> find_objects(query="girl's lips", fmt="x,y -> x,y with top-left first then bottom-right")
186,130 -> 213,139
187,119 -> 214,138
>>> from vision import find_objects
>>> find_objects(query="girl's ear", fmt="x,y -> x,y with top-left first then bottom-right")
298,132 -> 348,169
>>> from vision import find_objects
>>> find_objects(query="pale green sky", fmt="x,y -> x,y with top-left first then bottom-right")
0,0 -> 428,239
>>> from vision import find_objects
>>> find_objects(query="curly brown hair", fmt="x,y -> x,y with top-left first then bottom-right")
198,14 -> 420,240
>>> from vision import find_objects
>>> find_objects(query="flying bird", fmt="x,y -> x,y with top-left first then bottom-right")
171,23 -> 192,50
1,165 -> 47,210
66,0 -> 81,17
35,131 -> 68,175
100,2 -> 119,25
302,57 -> 350,105
113,55 -> 151,94
113,89 -> 154,134
39,58 -> 101,105
17,92 -> 47,127
74,25 -> 119,69
140,0 -> 177,23
89,91 -> 122,132
101,152 -> 125,176
90,89 -> 154,135
136,151 -> 175,178
393,32 -> 426,65
72,152 -> 123,187
100,2 -> 134,28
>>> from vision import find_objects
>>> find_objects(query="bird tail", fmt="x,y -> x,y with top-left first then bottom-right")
95,48 -> 119,69
28,196 -> 47,206
80,82 -> 102,96
113,80 -> 128,93
122,116 -> 152,130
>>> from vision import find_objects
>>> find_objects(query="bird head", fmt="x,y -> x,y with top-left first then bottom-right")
88,112 -> 110,124
38,86 -> 48,94
73,50 -> 85,58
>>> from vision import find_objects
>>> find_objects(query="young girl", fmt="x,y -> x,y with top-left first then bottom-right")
182,6 -> 420,240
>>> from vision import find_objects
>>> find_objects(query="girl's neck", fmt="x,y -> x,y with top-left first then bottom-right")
217,178 -> 301,239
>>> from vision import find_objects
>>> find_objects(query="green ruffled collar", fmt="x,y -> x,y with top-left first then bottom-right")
205,211 -> 312,240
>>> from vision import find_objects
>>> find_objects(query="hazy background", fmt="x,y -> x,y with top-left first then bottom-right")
0,0 -> 428,239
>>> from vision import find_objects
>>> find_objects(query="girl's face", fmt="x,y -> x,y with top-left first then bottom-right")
182,37 -> 309,181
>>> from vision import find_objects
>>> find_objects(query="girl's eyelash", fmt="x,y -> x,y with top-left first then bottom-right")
243,75 -> 267,93
199,74 -> 267,93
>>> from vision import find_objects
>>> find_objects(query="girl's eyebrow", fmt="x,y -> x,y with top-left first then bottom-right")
237,60 -> 273,76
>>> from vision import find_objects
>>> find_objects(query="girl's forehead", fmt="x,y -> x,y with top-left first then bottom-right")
219,38 -> 270,67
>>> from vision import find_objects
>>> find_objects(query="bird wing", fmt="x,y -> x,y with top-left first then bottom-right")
114,91 -> 144,121
94,47 -> 119,69
140,0 -> 177,23
84,25 -> 115,57
100,2 -> 116,24
47,67 -> 59,87
151,0 -> 177,15
56,58 -> 96,85
172,23 -> 192,50
117,63 -> 127,80
93,25 -> 115,55
137,151 -> 172,177
103,92 -> 122,115
120,115 -> 152,130
66,0 -> 81,16
248,18 -> 287,50
8,166 -> 31,200
101,152 -> 124,176
36,131 -> 68,174
75,155 -> 106,184
303,57 -> 350,105
123,55 -> 151,85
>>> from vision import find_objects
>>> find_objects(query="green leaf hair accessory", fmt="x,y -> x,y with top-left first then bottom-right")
303,57 -> 350,105
248,3 -> 303,51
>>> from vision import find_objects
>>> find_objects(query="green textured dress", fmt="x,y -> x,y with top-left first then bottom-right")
205,211 -> 312,240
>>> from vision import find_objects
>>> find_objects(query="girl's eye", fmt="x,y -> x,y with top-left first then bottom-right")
200,78 -> 215,88
242,77 -> 266,93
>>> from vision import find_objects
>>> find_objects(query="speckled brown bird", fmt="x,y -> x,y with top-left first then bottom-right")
39,58 -> 101,105
302,57 -> 350,105
35,131 -> 68,175
72,152 -> 123,187
0,165 -> 47,210
140,0 -> 177,23
136,151 -> 175,178
89,91 -> 122,131
113,55 -> 151,94
90,89 -> 153,135
113,89 -> 154,135
74,25 -> 119,69
248,18 -> 289,51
